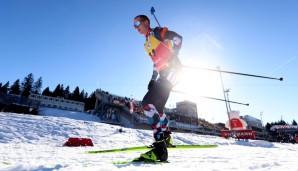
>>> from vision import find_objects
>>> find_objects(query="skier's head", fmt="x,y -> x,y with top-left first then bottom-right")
134,15 -> 150,36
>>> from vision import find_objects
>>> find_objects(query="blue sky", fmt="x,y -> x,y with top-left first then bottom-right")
1,0 -> 297,124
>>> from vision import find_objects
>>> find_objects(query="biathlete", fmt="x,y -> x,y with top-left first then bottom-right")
133,14 -> 183,161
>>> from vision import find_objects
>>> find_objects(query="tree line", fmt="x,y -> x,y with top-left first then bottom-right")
0,73 -> 96,111
1,73 -> 297,126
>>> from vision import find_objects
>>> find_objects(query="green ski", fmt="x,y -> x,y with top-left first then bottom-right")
113,157 -> 170,165
86,144 -> 218,154
113,160 -> 169,165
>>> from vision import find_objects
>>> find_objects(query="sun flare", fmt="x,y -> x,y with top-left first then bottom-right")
175,67 -> 222,102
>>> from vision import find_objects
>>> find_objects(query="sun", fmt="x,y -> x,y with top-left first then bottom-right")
174,67 -> 222,102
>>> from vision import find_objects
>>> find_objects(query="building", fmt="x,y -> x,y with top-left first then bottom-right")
176,100 -> 198,118
0,92 -> 40,114
242,115 -> 263,132
241,114 -> 267,140
29,94 -> 85,112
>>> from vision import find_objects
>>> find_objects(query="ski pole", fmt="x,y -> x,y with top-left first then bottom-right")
150,7 -> 161,27
217,66 -> 234,132
149,7 -> 283,82
201,95 -> 249,106
182,65 -> 283,81
171,90 -> 249,106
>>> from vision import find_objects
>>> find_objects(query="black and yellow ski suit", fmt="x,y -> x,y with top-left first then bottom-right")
141,27 -> 182,141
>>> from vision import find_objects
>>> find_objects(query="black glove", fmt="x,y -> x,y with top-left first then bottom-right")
148,80 -> 156,90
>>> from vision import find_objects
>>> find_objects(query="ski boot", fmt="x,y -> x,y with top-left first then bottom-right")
164,131 -> 175,147
136,141 -> 168,162
135,133 -> 168,162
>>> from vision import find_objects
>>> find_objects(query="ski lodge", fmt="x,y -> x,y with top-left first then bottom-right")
29,94 -> 85,112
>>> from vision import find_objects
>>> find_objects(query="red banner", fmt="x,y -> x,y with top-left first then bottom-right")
221,130 -> 256,139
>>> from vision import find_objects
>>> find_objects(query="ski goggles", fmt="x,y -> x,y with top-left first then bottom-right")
134,20 -> 143,28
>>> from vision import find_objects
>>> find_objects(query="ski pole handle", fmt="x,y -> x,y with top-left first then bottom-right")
151,7 -> 161,27
150,7 -> 155,14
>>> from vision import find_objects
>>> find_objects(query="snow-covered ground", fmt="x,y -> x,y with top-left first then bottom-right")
1,108 -> 298,171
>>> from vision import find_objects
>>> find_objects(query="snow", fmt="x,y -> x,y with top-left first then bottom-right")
1,108 -> 298,171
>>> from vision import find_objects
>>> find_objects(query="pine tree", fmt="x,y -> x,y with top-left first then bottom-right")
64,86 -> 70,99
279,120 -> 287,125
80,89 -> 86,100
9,79 -> 21,95
32,77 -> 43,94
42,87 -> 51,96
292,120 -> 297,125
84,91 -> 96,111
59,84 -> 65,98
52,84 -> 61,97
265,122 -> 272,130
21,73 -> 34,98
71,86 -> 81,101
0,81 -> 9,93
